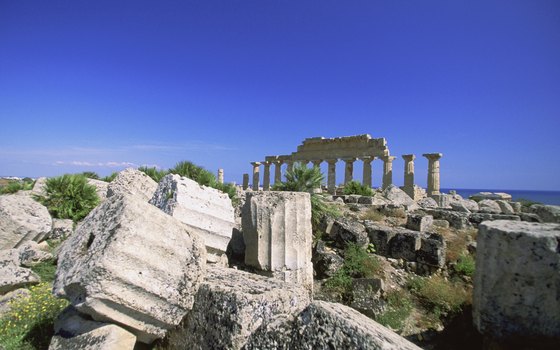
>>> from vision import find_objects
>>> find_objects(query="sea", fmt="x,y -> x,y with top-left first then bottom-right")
440,188 -> 560,206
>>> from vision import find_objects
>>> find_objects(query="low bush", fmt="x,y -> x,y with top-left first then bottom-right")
454,254 -> 475,277
36,174 -> 99,222
101,172 -> 119,182
324,243 -> 382,300
30,259 -> 58,283
169,161 -> 215,187
360,207 -> 384,221
138,166 -> 169,183
81,171 -> 100,180
408,275 -> 470,316
375,289 -> 413,331
343,180 -> 373,196
0,283 -> 68,350
0,179 -> 34,194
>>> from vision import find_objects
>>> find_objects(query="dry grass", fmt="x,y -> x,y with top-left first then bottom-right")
360,207 -> 384,221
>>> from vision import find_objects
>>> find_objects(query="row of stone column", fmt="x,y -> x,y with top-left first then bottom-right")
245,153 -> 442,198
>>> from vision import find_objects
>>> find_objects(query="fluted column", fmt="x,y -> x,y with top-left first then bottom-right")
217,168 -> 224,184
361,156 -> 373,188
263,161 -> 271,191
381,155 -> 396,190
342,158 -> 356,184
242,174 -> 249,190
402,154 -> 415,198
251,162 -> 261,191
423,153 -> 442,197
326,159 -> 337,194
273,160 -> 283,184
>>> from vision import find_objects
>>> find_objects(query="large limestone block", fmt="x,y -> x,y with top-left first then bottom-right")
50,306 -> 136,350
87,178 -> 109,201
242,191 -> 313,291
243,300 -> 422,350
473,220 -> 560,341
150,174 -> 235,261
53,193 -> 207,343
31,177 -> 48,197
0,193 -> 52,250
382,184 -> 414,206
0,250 -> 40,294
478,199 -> 501,214
165,266 -> 311,350
530,204 -> 560,223
107,167 -> 157,202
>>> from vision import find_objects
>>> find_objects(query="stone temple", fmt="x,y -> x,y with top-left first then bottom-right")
245,134 -> 442,199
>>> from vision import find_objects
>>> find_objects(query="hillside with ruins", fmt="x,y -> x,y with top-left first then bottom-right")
1,134 -> 559,350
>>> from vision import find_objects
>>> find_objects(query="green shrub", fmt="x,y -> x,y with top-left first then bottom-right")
214,182 -> 237,200
0,182 -> 23,194
324,243 -> 381,299
376,290 -> 413,331
37,174 -> 99,222
138,166 -> 169,183
516,198 -> 541,207
343,180 -> 373,196
408,276 -> 469,315
81,171 -> 100,180
455,254 -> 475,277
0,283 -> 68,350
101,172 -> 119,182
169,161 -> 216,187
30,259 -> 58,283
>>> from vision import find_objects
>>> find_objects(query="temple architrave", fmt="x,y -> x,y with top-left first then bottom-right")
245,134 -> 442,199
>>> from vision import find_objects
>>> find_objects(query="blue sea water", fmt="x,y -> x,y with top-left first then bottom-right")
441,188 -> 560,206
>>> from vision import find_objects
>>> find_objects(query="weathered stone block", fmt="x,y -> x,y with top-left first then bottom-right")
243,301 -> 422,350
328,217 -> 368,248
406,214 -> 433,232
364,222 -> 401,256
242,191 -> 313,291
0,249 -> 40,294
50,218 -> 74,240
478,199 -> 501,214
53,194 -> 206,343
468,213 -> 520,226
416,233 -> 446,268
150,174 -> 235,262
427,209 -> 471,229
312,241 -> 344,279
86,178 -> 109,202
496,200 -> 514,214
473,220 -> 560,342
530,204 -> 560,223
349,278 -> 386,318
0,193 -> 52,250
388,231 -> 421,261
166,267 -> 311,350
107,167 -> 157,202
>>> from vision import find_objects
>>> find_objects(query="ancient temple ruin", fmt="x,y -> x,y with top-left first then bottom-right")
245,134 -> 442,199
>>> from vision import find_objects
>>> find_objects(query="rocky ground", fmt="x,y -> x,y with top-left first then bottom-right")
1,171 -> 559,349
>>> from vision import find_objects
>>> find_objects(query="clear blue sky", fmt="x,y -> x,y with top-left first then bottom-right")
1,0 -> 559,190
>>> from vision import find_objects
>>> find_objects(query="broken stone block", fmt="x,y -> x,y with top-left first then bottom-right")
427,209 -> 471,229
496,200 -> 515,214
478,199 -> 501,214
312,241 -> 344,279
86,178 -> 109,202
364,222 -> 400,256
406,214 -> 433,232
416,233 -> 446,268
388,231 -> 421,261
53,193 -> 206,343
473,220 -> 560,343
530,204 -> 560,223
349,278 -> 386,318
165,266 -> 311,350
0,193 -> 52,250
328,217 -> 369,249
417,197 -> 438,209
107,167 -> 157,202
242,191 -> 313,291
17,241 -> 53,267
50,218 -> 74,240
0,249 -> 40,294
150,174 -> 235,263
243,301 -> 422,350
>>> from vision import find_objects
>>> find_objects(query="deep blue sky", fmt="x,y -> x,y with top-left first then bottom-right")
1,0 -> 559,190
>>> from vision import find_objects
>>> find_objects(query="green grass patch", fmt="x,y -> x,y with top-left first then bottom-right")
0,283 -> 68,350
408,275 -> 470,316
455,254 -> 475,277
30,259 -> 58,283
